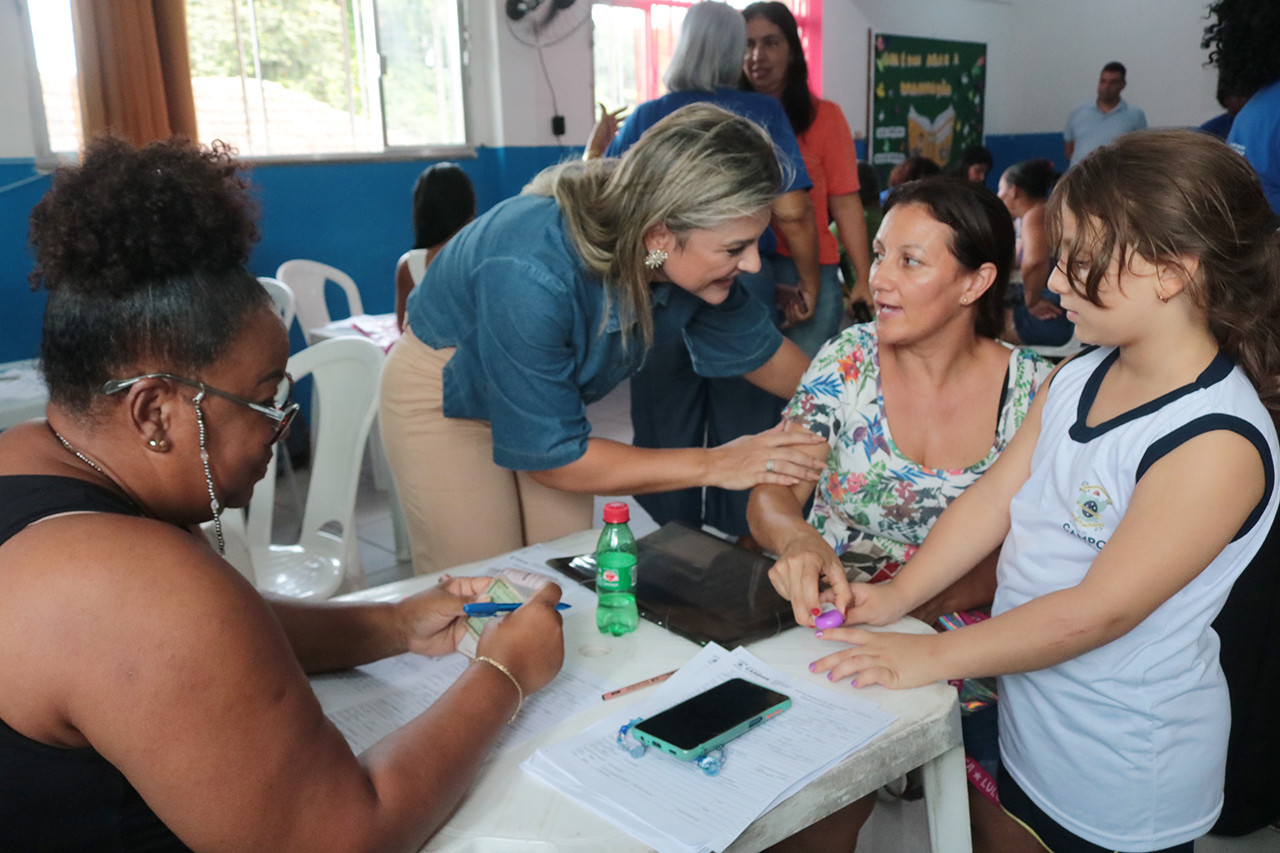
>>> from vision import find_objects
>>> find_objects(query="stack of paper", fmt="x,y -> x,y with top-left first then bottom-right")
311,651 -> 610,756
521,643 -> 897,853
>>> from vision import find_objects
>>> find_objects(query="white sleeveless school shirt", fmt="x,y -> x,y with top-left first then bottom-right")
994,346 -> 1279,850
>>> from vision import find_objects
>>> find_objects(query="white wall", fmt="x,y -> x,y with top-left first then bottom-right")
0,0 -> 1225,158
819,0 -> 1218,138
477,0 -> 1224,147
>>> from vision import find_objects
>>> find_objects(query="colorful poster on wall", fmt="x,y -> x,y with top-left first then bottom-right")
869,33 -> 986,187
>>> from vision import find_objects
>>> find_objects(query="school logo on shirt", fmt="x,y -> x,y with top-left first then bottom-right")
1073,483 -> 1112,529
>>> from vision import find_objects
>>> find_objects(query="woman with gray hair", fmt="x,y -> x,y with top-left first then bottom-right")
591,0 -> 823,543
380,103 -> 825,576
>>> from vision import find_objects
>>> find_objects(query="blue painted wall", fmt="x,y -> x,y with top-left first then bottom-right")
0,135 -> 1062,364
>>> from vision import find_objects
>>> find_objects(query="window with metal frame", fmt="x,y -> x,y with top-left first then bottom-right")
590,0 -> 822,113
24,0 -> 469,159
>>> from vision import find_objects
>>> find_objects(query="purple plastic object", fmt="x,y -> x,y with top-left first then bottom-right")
815,609 -> 845,630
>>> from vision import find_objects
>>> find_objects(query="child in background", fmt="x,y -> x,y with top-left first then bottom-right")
812,130 -> 1280,852
394,163 -> 476,331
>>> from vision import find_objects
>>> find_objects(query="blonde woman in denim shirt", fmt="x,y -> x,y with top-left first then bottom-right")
380,104 -> 827,576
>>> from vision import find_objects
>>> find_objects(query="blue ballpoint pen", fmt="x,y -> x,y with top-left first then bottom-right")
463,601 -> 572,616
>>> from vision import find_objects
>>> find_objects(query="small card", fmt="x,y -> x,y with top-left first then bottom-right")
456,569 -> 547,658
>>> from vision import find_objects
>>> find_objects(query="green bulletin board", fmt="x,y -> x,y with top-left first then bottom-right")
869,33 -> 987,187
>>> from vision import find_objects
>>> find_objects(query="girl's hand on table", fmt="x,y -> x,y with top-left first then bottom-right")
768,539 -> 851,627
708,424 -> 826,491
397,574 -> 493,657
810,627 -> 942,690
475,582 -> 565,695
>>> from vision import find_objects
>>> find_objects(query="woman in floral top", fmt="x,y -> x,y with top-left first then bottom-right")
750,177 -> 1052,629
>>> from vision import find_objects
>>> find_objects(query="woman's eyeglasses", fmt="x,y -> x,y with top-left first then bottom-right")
102,372 -> 299,444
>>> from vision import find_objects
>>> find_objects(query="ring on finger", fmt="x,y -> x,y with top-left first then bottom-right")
765,458 -> 775,473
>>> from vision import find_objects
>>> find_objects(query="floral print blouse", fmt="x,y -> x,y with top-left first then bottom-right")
784,324 -> 1052,582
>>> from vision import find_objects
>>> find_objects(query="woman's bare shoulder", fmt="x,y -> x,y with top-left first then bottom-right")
0,512 -> 290,738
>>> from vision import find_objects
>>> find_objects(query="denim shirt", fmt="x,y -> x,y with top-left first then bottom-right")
405,194 -> 782,470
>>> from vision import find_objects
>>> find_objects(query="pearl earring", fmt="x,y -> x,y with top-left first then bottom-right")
148,438 -> 170,451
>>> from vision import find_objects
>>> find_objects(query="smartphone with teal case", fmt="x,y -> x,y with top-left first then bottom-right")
631,678 -> 790,761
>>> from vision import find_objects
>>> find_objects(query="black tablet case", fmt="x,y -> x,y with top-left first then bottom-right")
548,521 -> 798,648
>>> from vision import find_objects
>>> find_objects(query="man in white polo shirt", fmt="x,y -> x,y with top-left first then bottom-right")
1064,62 -> 1147,166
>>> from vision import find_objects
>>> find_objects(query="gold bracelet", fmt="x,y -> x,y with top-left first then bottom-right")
475,655 -> 523,723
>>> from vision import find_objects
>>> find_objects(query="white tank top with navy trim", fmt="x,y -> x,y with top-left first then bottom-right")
994,345 -> 1279,850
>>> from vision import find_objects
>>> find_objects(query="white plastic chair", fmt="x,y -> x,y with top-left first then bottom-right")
275,259 -> 364,343
257,276 -> 304,515
258,276 -> 297,332
234,336 -> 385,598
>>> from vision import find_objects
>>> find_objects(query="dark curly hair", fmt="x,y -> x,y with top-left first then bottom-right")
1202,0 -> 1280,98
884,176 -> 1015,340
1047,129 -> 1280,409
28,136 -> 268,414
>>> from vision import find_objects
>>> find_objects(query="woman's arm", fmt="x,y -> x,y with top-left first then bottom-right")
35,520 -> 566,852
528,428 -> 826,497
771,190 -> 821,325
583,104 -> 626,159
267,575 -> 493,673
1019,206 -> 1063,319
394,255 -> 414,332
840,375 -> 1048,627
747,426 -> 847,626
815,427 -> 1268,688
828,193 -> 872,303
742,337 -> 811,399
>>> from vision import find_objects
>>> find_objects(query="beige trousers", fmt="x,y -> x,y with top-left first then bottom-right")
379,329 -> 594,576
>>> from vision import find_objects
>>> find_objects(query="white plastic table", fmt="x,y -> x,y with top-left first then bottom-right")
335,530 -> 970,853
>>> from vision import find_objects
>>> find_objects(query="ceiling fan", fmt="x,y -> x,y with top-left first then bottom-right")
505,0 -> 591,49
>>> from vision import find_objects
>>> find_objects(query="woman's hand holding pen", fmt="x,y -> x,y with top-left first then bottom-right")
707,423 -> 826,491
396,574 -> 494,657
474,582 -> 565,696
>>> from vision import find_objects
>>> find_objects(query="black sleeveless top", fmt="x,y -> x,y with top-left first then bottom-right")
0,475 -> 192,852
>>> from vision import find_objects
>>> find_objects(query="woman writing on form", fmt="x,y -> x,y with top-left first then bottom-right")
380,103 -> 824,576
0,137 -> 565,851
814,131 -> 1280,852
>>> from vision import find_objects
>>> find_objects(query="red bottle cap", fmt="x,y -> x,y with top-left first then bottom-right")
602,502 -> 630,524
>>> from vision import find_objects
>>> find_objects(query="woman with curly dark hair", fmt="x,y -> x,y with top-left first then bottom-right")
1204,0 -> 1280,212
0,136 -> 565,851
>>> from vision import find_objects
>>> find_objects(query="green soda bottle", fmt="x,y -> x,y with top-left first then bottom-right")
595,501 -> 638,636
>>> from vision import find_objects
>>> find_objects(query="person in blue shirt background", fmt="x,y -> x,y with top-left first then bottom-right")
1206,0 -> 1280,214
380,103 -> 825,576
